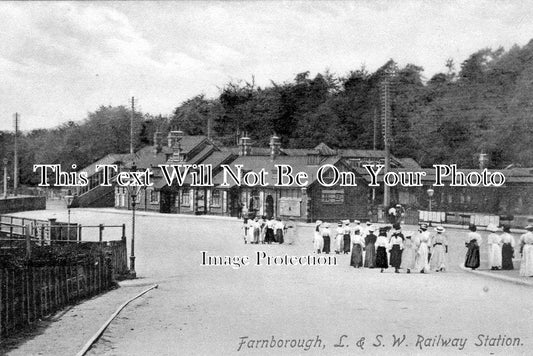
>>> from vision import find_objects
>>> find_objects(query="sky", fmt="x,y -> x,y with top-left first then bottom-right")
1,1 -> 533,131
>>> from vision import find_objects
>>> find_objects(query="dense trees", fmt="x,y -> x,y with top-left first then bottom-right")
2,40 -> 533,186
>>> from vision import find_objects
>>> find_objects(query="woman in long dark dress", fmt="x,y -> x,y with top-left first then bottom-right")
265,217 -> 275,244
322,223 -> 331,254
350,229 -> 364,268
500,225 -> 515,270
464,224 -> 482,270
364,226 -> 377,268
343,220 -> 351,254
375,227 -> 389,273
389,223 -> 404,273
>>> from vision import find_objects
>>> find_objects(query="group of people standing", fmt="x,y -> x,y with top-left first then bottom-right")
313,220 -> 448,273
242,216 -> 288,244
465,223 -> 533,277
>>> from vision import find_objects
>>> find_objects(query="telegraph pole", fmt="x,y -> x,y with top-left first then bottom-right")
130,97 -> 135,156
380,77 -> 392,208
13,113 -> 19,196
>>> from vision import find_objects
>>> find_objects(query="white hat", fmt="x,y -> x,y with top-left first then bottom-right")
366,221 -> 372,225
353,220 -> 360,224
315,220 -> 323,226
435,226 -> 445,233
525,224 -> 533,231
368,226 -> 375,232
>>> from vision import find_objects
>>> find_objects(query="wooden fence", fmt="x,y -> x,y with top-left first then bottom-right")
0,258 -> 113,337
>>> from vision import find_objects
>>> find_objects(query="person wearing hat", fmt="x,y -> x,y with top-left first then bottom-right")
486,223 -> 502,270
364,226 -> 377,268
259,216 -> 267,244
321,223 -> 331,254
519,225 -> 533,276
342,220 -> 351,254
389,223 -> 404,273
429,226 -> 448,272
375,226 -> 389,273
414,223 -> 431,273
335,221 -> 345,254
313,220 -> 324,254
350,227 -> 364,268
464,224 -> 482,270
242,217 -> 250,244
400,230 -> 417,273
500,225 -> 515,270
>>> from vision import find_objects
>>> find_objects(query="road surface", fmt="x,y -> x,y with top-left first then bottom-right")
5,207 -> 533,355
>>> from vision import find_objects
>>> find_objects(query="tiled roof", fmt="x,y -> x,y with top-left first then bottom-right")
212,155 -> 346,187
80,153 -> 130,176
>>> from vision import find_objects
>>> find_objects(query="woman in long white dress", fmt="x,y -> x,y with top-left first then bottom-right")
487,224 -> 502,270
335,222 -> 344,254
519,225 -> 533,277
313,220 -> 323,254
414,224 -> 431,273
429,226 -> 448,272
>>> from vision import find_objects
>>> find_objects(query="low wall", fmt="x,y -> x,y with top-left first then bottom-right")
0,196 -> 46,214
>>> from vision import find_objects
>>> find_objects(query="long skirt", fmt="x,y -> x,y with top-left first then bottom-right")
343,235 -> 351,254
364,243 -> 376,268
275,229 -> 284,244
465,242 -> 480,269
375,246 -> 388,268
322,236 -> 331,254
313,235 -> 324,253
389,245 -> 402,268
253,229 -> 260,244
429,245 -> 446,271
414,243 -> 430,273
350,244 -> 363,267
335,235 -> 343,253
519,245 -> 533,277
401,246 -> 416,270
488,243 -> 502,268
502,243 -> 514,270
265,228 -> 275,243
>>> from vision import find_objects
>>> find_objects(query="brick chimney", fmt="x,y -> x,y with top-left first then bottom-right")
269,134 -> 281,160
153,131 -> 163,154
239,135 -> 252,156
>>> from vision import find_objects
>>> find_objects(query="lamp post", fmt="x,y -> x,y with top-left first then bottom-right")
2,158 -> 7,199
427,188 -> 434,226
64,191 -> 74,240
127,163 -> 142,278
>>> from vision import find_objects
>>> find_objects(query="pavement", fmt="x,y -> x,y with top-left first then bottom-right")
1,205 -> 532,355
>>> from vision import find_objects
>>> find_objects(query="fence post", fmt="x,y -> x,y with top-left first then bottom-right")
78,225 -> 82,242
0,269 -> 3,337
122,224 -> 126,242
99,224 -> 104,243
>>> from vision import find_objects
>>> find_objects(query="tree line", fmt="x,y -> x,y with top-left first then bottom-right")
2,40 -> 533,186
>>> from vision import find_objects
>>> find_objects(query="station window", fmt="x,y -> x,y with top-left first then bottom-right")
181,188 -> 190,206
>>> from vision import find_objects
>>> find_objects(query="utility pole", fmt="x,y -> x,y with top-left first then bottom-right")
373,107 -> 377,150
13,113 -> 19,196
130,97 -> 135,156
380,77 -> 392,209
